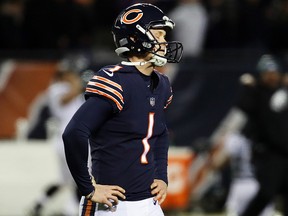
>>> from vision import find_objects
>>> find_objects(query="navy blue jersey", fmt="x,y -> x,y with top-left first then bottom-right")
63,63 -> 173,201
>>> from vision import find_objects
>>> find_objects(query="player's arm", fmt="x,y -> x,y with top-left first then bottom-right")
150,77 -> 172,204
62,96 -> 125,205
151,129 -> 169,204
62,96 -> 112,195
152,76 -> 171,181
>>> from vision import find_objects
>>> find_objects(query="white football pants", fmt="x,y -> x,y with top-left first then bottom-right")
79,196 -> 164,216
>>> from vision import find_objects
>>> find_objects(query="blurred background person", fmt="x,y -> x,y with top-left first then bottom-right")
214,132 -> 275,216
218,54 -> 288,216
239,55 -> 288,216
29,64 -> 85,216
168,0 -> 208,59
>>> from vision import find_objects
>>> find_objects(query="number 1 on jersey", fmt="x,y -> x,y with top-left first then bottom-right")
141,112 -> 155,164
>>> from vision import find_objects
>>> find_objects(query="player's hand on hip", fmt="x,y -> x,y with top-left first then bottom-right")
91,184 -> 126,207
150,179 -> 167,205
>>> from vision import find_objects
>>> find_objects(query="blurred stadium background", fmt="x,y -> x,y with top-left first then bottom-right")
1,0 -> 288,215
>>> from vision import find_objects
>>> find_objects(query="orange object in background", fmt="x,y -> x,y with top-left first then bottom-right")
0,60 -> 57,138
161,147 -> 195,211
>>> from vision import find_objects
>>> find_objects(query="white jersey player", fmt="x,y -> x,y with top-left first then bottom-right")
47,72 -> 85,184
29,69 -> 84,216
223,132 -> 274,216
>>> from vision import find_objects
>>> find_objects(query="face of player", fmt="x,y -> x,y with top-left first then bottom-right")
130,29 -> 168,68
150,29 -> 167,57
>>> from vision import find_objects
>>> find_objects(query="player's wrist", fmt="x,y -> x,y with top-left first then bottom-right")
86,190 -> 95,200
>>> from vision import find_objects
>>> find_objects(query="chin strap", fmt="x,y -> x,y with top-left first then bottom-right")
121,55 -> 167,67
150,55 -> 167,67
121,61 -> 149,66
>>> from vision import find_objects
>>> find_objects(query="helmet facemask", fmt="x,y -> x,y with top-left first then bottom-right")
146,36 -> 183,66
128,23 -> 183,66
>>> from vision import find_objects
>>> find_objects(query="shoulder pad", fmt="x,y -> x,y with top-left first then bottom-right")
85,66 -> 124,111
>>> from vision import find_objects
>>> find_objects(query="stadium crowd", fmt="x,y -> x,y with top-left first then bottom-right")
0,0 -> 288,54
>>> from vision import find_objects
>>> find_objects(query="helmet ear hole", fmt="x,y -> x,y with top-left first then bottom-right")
142,42 -> 153,49
129,36 -> 137,43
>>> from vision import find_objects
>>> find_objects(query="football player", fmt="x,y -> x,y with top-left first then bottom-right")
62,3 -> 183,216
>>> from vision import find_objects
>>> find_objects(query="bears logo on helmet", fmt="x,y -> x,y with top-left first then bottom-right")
121,9 -> 143,25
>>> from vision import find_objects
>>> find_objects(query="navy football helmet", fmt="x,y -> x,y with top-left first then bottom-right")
112,3 -> 183,66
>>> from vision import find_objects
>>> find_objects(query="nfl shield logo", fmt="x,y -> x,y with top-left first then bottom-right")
150,97 -> 155,107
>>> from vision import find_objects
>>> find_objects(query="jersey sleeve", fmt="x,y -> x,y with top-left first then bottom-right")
163,75 -> 173,109
85,68 -> 124,112
164,87 -> 173,109
154,129 -> 169,185
62,96 -> 114,196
